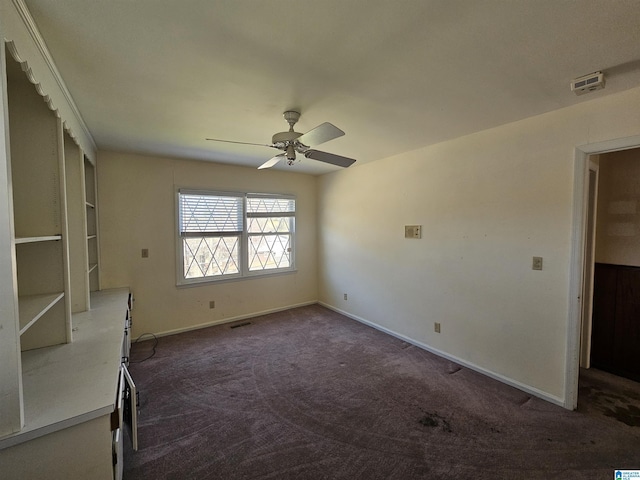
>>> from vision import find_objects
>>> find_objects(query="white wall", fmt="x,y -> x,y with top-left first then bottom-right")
595,148 -> 640,266
318,85 -> 640,404
97,151 -> 318,337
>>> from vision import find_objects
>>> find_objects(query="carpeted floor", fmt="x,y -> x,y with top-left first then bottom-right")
123,305 -> 640,479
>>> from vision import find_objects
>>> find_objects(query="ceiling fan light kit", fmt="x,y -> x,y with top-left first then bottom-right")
206,110 -> 356,170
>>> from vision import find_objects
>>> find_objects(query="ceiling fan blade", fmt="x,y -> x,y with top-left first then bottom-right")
258,154 -> 285,170
206,138 -> 275,148
304,149 -> 356,168
296,122 -> 345,147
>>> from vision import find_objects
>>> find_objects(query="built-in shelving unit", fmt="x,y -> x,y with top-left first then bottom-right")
0,5 -> 126,478
85,156 -> 100,292
64,130 -> 90,313
1,288 -> 132,480
6,47 -> 71,351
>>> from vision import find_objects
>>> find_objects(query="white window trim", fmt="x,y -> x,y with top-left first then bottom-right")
175,188 -> 296,286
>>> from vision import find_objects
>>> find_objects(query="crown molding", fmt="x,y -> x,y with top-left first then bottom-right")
11,0 -> 97,154
5,41 -> 85,152
5,41 -> 58,113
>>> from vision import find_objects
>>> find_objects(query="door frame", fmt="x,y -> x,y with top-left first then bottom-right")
567,134 -> 640,409
579,162 -> 598,369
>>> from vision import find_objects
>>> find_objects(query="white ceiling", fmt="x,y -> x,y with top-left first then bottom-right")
22,0 -> 640,175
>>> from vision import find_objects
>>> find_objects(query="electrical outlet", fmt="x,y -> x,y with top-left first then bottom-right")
209,300 -> 215,309
344,293 -> 348,301
141,248 -> 149,258
434,322 -> 441,333
532,256 -> 543,271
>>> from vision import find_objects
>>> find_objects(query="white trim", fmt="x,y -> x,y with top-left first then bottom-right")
319,302 -> 565,407
566,149 -> 588,410
566,134 -> 640,410
141,301 -> 317,339
11,0 -> 97,156
579,162 -> 599,368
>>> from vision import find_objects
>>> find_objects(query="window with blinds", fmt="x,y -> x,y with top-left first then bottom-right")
177,190 -> 295,284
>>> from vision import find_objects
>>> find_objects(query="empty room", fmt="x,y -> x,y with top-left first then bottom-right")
1,1 -> 640,479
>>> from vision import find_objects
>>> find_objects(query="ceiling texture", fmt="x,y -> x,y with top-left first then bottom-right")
22,0 -> 640,175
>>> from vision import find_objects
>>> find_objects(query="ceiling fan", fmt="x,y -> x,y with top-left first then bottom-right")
206,110 -> 356,170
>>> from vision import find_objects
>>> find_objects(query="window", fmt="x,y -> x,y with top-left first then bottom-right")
177,190 -> 295,285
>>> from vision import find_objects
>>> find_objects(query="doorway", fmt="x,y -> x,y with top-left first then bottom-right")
568,136 -> 640,410
584,148 -> 640,382
567,135 -> 640,410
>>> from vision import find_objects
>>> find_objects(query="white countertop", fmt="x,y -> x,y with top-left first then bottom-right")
0,288 -> 130,450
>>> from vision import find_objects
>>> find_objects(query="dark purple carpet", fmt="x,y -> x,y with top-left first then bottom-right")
123,305 -> 640,479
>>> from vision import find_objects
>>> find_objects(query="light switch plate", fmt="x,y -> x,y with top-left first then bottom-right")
405,225 -> 422,239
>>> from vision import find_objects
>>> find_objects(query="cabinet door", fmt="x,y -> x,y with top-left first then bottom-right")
112,368 -> 125,480
122,364 -> 138,452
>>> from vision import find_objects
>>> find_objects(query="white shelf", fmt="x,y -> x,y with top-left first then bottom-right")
15,235 -> 62,244
18,292 -> 65,335
85,202 -> 95,209
86,235 -> 97,240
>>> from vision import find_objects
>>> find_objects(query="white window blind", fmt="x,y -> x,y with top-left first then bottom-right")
179,193 -> 243,235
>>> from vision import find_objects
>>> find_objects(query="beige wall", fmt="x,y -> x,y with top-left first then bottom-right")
96,86 -> 640,406
97,151 -> 318,337
595,148 -> 640,266
318,85 -> 640,404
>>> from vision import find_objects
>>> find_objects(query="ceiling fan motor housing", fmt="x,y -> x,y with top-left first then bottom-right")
272,131 -> 303,144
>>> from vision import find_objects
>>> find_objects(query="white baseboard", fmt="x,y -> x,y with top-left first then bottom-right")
147,300 -> 318,339
319,302 -> 566,408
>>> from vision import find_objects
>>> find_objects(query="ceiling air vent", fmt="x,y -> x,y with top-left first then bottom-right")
570,72 -> 605,95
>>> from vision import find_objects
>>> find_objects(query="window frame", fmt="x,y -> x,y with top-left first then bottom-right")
176,188 -> 296,286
